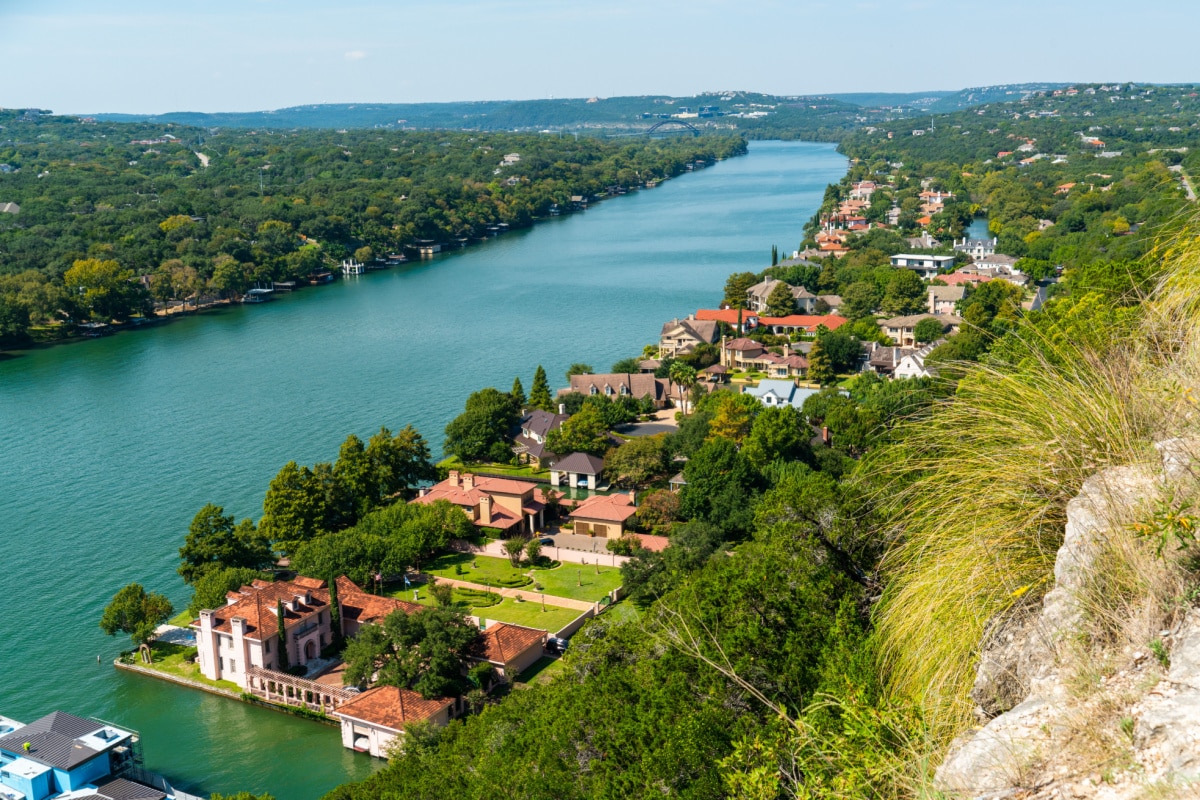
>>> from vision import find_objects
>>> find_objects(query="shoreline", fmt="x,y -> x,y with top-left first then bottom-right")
1,148 -> 746,362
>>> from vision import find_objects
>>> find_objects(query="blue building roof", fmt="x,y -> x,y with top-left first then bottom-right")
742,380 -> 820,409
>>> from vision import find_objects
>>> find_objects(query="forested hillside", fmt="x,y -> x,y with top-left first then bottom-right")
0,113 -> 743,346
320,84 -> 1200,800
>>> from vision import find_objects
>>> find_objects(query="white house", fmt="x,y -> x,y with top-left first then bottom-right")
927,285 -> 966,315
741,379 -> 820,410
893,339 -> 945,380
890,254 -> 956,279
953,237 -> 997,259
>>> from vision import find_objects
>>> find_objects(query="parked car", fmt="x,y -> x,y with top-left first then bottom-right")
539,536 -> 554,546
546,636 -> 570,655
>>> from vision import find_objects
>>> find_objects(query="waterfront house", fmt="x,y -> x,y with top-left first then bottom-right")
334,687 -> 455,759
413,472 -> 547,536
741,380 -> 819,410
658,315 -> 720,359
718,337 -> 808,378
889,254 -> 956,279
511,409 -> 569,468
194,576 -> 337,687
0,712 -> 184,800
927,285 -> 966,315
877,314 -> 962,347
336,577 -> 423,639
568,493 -> 637,539
745,279 -> 819,314
468,622 -> 547,680
563,373 -> 675,408
550,453 -> 605,490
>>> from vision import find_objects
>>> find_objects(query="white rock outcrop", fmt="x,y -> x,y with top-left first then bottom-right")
936,442 -> 1200,798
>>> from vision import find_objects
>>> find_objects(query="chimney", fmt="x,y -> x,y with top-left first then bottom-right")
558,403 -> 566,415
479,495 -> 492,525
419,487 -> 428,498
448,470 -> 460,486
462,473 -> 475,491
629,490 -> 636,505
822,426 -> 831,446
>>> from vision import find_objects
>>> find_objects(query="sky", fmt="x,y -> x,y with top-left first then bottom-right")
1,0 -> 1194,114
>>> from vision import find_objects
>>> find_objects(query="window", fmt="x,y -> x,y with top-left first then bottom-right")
589,387 -> 598,395
219,657 -> 224,671
229,660 -> 237,673
264,638 -> 271,653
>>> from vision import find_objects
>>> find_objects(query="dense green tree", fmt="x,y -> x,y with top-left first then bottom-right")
679,437 -> 759,537
528,365 -> 554,411
509,377 -> 526,409
814,327 -> 861,372
723,271 -> 758,308
63,258 -> 151,321
188,567 -> 265,616
276,599 -> 290,671
913,316 -> 946,343
764,281 -> 797,317
260,461 -> 328,553
341,606 -> 480,699
545,404 -> 609,457
99,583 -> 173,646
706,391 -> 762,444
880,269 -> 926,315
443,388 -> 522,463
178,504 -> 273,584
605,436 -> 668,487
806,340 -> 837,385
621,521 -> 724,606
667,361 -> 697,413
565,363 -> 593,380
741,406 -> 814,471
610,357 -> 642,374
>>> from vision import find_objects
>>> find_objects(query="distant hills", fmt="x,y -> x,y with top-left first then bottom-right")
88,84 -> 1073,133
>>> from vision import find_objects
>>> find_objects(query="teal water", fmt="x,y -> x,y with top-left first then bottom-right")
0,141 -> 846,800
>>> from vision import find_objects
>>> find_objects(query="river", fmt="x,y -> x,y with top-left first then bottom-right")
0,140 -> 846,800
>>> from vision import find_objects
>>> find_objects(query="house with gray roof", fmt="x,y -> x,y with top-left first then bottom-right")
658,315 -> 719,358
0,711 -> 170,800
741,380 -> 820,410
550,452 -> 605,490
511,409 -> 569,468
745,279 -> 819,314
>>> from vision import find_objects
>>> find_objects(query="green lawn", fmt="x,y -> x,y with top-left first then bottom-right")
423,552 -> 532,588
131,642 -> 240,693
601,600 -> 641,625
529,562 -> 623,602
168,609 -> 195,627
437,456 -> 549,480
514,655 -> 566,686
389,585 -> 501,609
476,598 -> 581,632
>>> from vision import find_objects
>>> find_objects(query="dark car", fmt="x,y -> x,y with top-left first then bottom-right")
539,536 -> 554,546
546,636 -> 570,655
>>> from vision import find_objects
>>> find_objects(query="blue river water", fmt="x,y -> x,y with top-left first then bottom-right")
0,140 -> 846,800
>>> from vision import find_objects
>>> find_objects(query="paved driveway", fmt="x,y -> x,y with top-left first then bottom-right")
615,421 -> 677,437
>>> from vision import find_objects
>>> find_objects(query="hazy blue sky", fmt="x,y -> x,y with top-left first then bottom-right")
1,0 -> 1193,114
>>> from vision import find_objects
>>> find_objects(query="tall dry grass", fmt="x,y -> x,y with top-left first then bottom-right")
870,215 -> 1200,742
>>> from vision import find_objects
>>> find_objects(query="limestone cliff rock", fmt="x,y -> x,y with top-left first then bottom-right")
936,441 -> 1200,799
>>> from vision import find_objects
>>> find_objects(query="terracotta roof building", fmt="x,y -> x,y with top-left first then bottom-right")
413,471 -> 547,535
470,622 -> 547,678
334,686 -> 456,758
569,492 -> 637,539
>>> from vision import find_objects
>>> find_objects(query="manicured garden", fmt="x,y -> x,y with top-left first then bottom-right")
393,585 -> 502,609
423,552 -> 532,588
475,597 -> 581,632
127,642 -> 240,693
529,562 -> 623,602
437,456 -> 549,480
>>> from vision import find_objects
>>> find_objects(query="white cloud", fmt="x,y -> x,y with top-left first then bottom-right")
344,50 -> 368,61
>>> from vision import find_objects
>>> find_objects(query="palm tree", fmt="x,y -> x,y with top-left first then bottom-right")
668,362 -> 697,415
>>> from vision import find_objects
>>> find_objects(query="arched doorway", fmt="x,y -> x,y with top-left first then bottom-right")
304,639 -> 317,661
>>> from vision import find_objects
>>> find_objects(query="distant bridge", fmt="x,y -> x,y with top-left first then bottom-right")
644,119 -> 700,136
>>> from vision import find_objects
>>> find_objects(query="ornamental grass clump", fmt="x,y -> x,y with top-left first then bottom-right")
872,215 -> 1200,740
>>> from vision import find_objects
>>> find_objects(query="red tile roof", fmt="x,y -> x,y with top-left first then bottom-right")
697,310 -> 848,331
570,493 -> 638,523
475,622 -> 546,665
334,686 -> 453,732
336,576 -> 423,625
196,578 -> 331,640
635,533 -> 670,552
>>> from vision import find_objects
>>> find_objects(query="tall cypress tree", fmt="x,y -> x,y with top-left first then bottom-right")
529,365 -> 553,411
510,377 -> 526,410
276,598 -> 289,671
328,575 -> 342,647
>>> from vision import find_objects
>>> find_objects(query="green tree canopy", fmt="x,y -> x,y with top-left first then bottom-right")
341,606 -> 481,698
178,504 -> 273,585
545,404 -> 610,457
443,388 -> 522,463
764,281 -> 797,317
528,365 -> 553,411
99,583 -> 173,646
188,567 -> 266,616
881,269 -> 926,315
913,316 -> 947,343
605,435 -> 668,487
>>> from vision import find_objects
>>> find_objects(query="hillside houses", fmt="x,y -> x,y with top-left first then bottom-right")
890,253 -> 956,279
719,337 -> 809,378
878,313 -> 962,347
928,285 -> 966,315
658,315 -> 720,358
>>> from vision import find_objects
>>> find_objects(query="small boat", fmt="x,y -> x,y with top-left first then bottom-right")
242,288 -> 274,304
